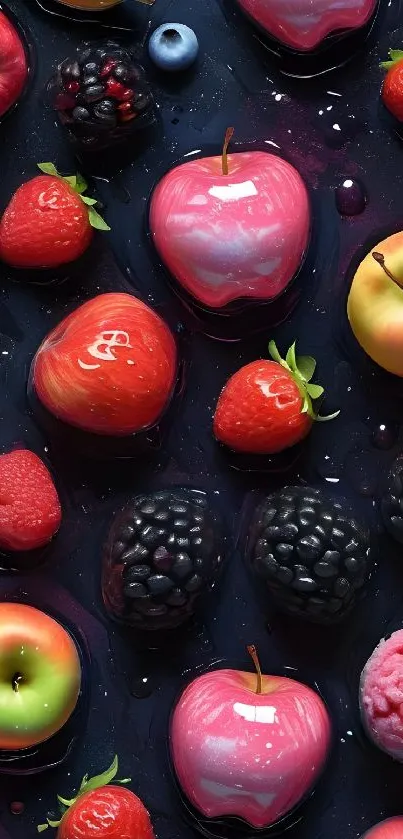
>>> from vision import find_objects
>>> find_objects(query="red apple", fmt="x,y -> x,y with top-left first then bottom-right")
149,129 -> 310,309
361,818 -> 403,838
235,0 -> 377,51
0,11 -> 28,118
170,647 -> 331,828
31,292 -> 178,436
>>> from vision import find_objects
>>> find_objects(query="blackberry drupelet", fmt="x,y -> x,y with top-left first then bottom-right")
102,488 -> 226,631
248,486 -> 371,623
381,456 -> 403,544
50,42 -> 154,152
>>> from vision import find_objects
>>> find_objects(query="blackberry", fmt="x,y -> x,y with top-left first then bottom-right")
381,456 -> 403,544
248,486 -> 371,624
102,488 -> 226,631
52,42 -> 153,152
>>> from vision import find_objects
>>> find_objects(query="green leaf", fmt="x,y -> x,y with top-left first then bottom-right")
63,174 -> 77,189
79,755 -> 119,796
301,396 -> 310,414
78,773 -> 89,793
57,795 -> 75,807
306,383 -> 324,400
285,342 -> 297,370
75,172 -> 88,194
37,826 -> 49,833
268,340 -> 282,364
315,409 -> 341,423
80,196 -> 98,206
37,162 -> 59,176
47,820 -> 62,828
88,206 -> 111,232
296,355 -> 316,382
389,49 -> 403,61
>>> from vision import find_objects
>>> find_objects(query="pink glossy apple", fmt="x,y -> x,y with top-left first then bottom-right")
361,818 -> 403,838
170,647 -> 331,828
235,0 -> 377,52
149,130 -> 310,309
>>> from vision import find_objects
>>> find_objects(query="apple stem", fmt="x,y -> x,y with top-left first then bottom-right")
372,251 -> 402,289
247,645 -> 262,694
222,127 -> 234,176
12,673 -> 23,693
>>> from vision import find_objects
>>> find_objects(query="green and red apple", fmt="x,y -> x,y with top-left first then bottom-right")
347,232 -> 403,376
0,602 -> 81,750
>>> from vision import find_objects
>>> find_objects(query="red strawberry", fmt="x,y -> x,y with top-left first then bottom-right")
0,449 -> 61,551
381,50 -> 403,121
39,756 -> 155,839
0,163 -> 110,269
0,11 -> 28,118
57,787 -> 154,839
213,341 -> 339,455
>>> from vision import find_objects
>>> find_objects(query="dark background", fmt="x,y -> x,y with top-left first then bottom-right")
0,0 -> 403,835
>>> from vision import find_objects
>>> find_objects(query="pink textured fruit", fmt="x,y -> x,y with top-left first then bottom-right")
360,629 -> 403,760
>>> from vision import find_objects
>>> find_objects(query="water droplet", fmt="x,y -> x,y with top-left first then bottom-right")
131,674 -> 154,698
335,178 -> 367,216
372,423 -> 398,450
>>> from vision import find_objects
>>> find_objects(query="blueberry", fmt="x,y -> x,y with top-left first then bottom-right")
148,23 -> 199,72
93,101 -> 117,127
132,92 -> 150,113
83,85 -> 105,104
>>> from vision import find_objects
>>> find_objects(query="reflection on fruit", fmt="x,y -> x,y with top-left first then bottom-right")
248,486 -> 371,623
0,449 -> 61,552
150,129 -> 310,309
235,0 -> 377,51
213,341 -> 338,455
31,293 -> 178,436
360,630 -> 403,761
0,11 -> 28,118
38,755 -> 155,838
0,602 -> 81,750
381,50 -> 403,122
102,488 -> 226,630
361,818 -> 403,838
170,647 -> 331,827
0,163 -> 109,270
347,233 -> 403,376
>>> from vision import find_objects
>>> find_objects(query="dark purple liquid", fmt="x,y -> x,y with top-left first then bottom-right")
335,179 -> 367,216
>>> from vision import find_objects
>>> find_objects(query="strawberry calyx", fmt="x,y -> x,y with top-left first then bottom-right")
37,163 -> 111,231
37,755 -> 131,833
380,49 -> 403,71
268,340 -> 340,423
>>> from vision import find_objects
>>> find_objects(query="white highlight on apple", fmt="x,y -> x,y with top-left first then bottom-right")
208,180 -> 258,201
233,702 -> 277,723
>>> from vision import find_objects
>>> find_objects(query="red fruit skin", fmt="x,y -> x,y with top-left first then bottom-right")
0,175 -> 93,269
213,360 -> 312,455
0,449 -> 61,551
57,786 -> 155,839
362,818 -> 403,838
382,62 -> 403,122
32,293 -> 178,436
0,11 -> 28,118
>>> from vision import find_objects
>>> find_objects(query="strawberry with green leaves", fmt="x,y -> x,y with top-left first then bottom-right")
381,49 -> 403,122
0,163 -> 110,270
38,755 -> 155,839
213,341 -> 339,455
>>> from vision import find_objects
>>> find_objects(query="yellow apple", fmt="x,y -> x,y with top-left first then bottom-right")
347,231 -> 403,376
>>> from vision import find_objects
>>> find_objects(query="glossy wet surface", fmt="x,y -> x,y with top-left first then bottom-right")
1,0 -> 403,836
